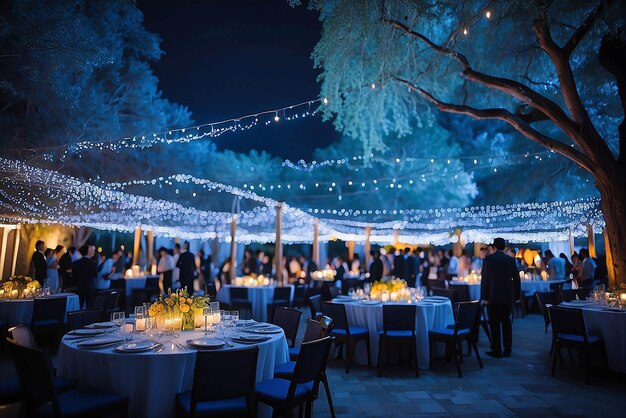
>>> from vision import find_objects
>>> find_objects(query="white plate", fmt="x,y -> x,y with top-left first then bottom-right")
186,338 -> 225,349
245,323 -> 272,329
231,334 -> 270,343
249,327 -> 282,334
360,300 -> 380,305
424,297 -> 449,302
77,336 -> 124,349
115,340 -> 156,353
85,322 -> 115,329
68,329 -> 107,337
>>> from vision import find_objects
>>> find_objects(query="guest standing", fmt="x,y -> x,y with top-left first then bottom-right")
96,251 -> 119,291
242,249 -> 258,276
46,246 -> 63,292
579,248 -> 596,287
545,250 -> 566,280
480,237 -> 520,358
172,243 -> 181,288
369,250 -> 383,281
72,245 -> 97,308
59,246 -> 74,290
446,249 -> 458,280
157,247 -> 175,292
176,241 -> 196,292
31,240 -> 47,286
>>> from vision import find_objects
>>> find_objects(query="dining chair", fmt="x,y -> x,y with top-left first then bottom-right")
535,292 -> 553,333
6,339 -> 126,418
561,288 -> 592,302
341,279 -> 363,296
229,287 -> 252,319
448,284 -> 471,303
431,288 -> 458,304
176,346 -> 258,418
66,308 -> 104,332
256,336 -> 332,418
378,304 -> 419,377
292,285 -> 307,308
109,280 -> 126,310
8,325 -> 39,349
307,294 -> 322,320
272,307 -> 301,348
31,296 -> 67,351
321,302 -> 370,373
548,306 -> 607,384
428,301 -> 483,378
287,319 -> 326,361
267,287 -> 292,320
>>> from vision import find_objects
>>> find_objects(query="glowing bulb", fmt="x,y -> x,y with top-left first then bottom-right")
371,83 -> 376,89
463,28 -> 468,36
323,97 -> 328,105
486,10 -> 491,19
274,113 -> 280,122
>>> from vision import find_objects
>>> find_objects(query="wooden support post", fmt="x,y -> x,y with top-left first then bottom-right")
229,216 -> 237,283
604,228 -> 615,287
146,230 -> 154,267
393,228 -> 400,246
11,225 -> 20,276
0,227 -> 10,278
453,229 -> 463,257
274,203 -> 283,285
347,241 -> 355,261
364,225 -> 371,273
569,228 -> 575,256
587,224 -> 596,258
312,218 -> 320,267
133,226 -> 141,267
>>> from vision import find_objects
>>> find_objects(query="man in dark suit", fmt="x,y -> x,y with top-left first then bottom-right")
176,241 -> 196,292
31,240 -> 47,286
369,249 -> 383,281
480,237 -> 521,358
72,245 -> 98,308
58,246 -> 74,290
394,248 -> 416,287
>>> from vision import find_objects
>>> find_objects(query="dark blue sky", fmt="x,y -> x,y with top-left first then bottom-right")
139,0 -> 339,160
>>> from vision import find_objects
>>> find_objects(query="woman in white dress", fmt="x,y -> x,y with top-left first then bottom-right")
45,246 -> 62,292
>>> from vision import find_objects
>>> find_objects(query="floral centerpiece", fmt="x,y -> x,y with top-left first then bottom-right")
148,288 -> 208,331
370,278 -> 408,301
0,275 -> 41,299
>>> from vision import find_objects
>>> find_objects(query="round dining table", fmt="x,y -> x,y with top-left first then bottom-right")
0,293 -> 80,326
334,296 -> 454,369
216,285 -> 294,322
520,279 -> 566,296
448,281 -> 481,300
57,324 -> 289,418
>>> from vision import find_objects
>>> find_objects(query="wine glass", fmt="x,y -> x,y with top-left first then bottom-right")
111,312 -> 126,336
171,313 -> 182,338
134,306 -> 145,333
203,307 -> 211,335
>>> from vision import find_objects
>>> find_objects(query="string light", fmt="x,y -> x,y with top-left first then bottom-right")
485,10 -> 491,19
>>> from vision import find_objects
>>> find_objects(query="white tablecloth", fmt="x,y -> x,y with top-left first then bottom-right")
448,282 -> 481,300
0,293 -> 80,326
520,280 -> 565,296
561,303 -> 626,374
217,285 -> 294,322
336,297 -> 454,369
58,326 -> 289,418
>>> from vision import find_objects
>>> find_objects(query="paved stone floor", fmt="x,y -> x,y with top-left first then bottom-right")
1,312 -> 624,417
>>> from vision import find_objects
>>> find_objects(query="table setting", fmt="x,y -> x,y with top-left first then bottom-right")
57,294 -> 289,418
216,282 -> 294,322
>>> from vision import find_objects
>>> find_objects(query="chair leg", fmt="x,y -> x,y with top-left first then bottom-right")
458,342 -> 464,363
567,348 -> 575,367
551,347 -> 558,377
584,348 -> 591,385
322,374 -> 336,418
413,339 -> 419,377
377,337 -> 384,377
472,339 -> 483,368
451,343 -> 462,378
305,400 -> 312,418
346,340 -> 355,373
365,337 -> 372,367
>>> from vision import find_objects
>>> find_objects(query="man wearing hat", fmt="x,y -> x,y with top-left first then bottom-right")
480,237 -> 521,358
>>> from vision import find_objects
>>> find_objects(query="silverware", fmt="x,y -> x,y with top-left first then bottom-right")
152,343 -> 164,353
216,337 -> 234,348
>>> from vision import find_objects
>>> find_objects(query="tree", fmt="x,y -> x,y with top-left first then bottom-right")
295,0 -> 626,285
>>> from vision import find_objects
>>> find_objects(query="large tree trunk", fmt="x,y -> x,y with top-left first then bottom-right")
597,173 -> 626,288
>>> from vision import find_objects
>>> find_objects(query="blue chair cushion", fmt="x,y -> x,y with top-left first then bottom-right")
330,326 -> 368,336
288,347 -> 300,359
557,333 -> 602,344
255,378 -> 312,403
274,361 -> 296,379
176,391 -> 248,416
32,319 -> 62,327
429,328 -> 471,337
33,387 -> 127,417
378,330 -> 414,338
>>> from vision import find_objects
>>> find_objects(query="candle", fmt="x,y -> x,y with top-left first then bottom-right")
151,264 -> 157,275
519,271 -> 525,280
135,318 -> 146,331
620,293 -> 626,304
163,319 -> 173,331
391,292 -> 398,302
11,289 -> 18,299
381,292 -> 389,303
123,323 -> 134,333
194,314 -> 203,328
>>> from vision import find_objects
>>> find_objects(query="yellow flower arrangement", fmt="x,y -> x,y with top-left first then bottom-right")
369,278 -> 408,300
149,288 -> 208,330
0,275 -> 41,298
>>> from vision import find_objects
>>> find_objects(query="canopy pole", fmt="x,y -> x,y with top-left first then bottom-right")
229,215 -> 237,283
347,241 -> 355,262
146,230 -> 154,267
364,225 -> 371,273
133,226 -> 141,267
568,228 -> 575,256
0,227 -> 10,277
11,224 -> 20,276
587,224 -> 596,258
393,228 -> 400,246
275,202 -> 283,285
312,218 -> 320,267
603,228 -> 615,286
453,229 -> 463,257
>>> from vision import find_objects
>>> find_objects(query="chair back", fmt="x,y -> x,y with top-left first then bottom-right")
549,282 -> 563,304
93,292 -> 108,308
105,290 -> 121,310
273,287 -> 292,306
449,284 -> 471,302
293,285 -> 307,306
562,288 -> 591,302
144,276 -> 159,290
206,283 -> 217,300
341,279 -> 363,295
548,306 -> 588,343
8,325 -> 39,349
272,307 -> 301,347
321,302 -> 349,333
307,294 -> 322,319
382,304 -> 416,334
67,308 -> 103,331
230,287 -> 248,301
6,340 -> 59,413
302,319 -> 325,343
455,301 -> 481,333
535,291 -> 554,307
431,288 -> 458,303
329,287 -> 340,299
319,315 -> 334,336
32,296 -> 67,325
190,346 -> 258,415
289,337 -> 332,397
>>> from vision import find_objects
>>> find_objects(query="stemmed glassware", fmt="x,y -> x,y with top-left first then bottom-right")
134,306 -> 146,333
111,312 -> 126,337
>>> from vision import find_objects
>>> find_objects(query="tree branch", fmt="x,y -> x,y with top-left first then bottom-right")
394,77 -> 596,174
562,2 -> 604,56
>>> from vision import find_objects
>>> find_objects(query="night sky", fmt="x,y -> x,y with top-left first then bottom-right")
139,0 -> 340,160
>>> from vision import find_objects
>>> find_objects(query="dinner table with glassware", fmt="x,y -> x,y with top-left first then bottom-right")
216,281 -> 294,322
333,288 -> 454,369
57,302 -> 289,418
0,292 -> 80,326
